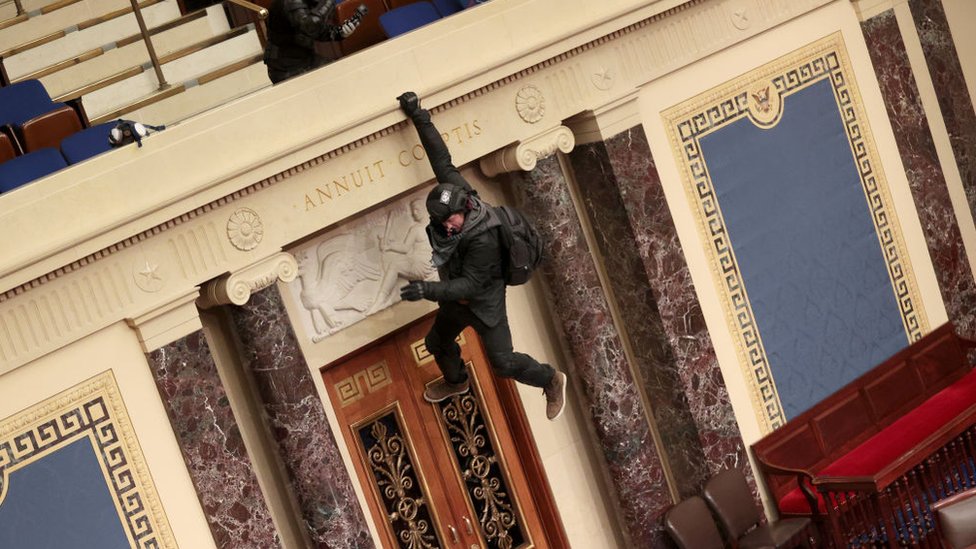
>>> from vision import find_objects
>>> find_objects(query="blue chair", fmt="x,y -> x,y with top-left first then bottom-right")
378,1 -> 440,38
432,0 -> 460,16
0,79 -> 80,155
60,123 -> 115,164
0,80 -> 64,126
0,147 -> 66,192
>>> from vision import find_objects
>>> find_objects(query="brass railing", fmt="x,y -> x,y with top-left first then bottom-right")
128,0 -> 167,89
124,0 -> 268,91
223,0 -> 268,46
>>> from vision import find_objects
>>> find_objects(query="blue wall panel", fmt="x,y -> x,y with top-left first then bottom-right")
0,437 -> 130,549
699,77 -> 907,418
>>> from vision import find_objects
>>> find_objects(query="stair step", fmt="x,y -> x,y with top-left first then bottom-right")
0,0 -> 79,31
80,26 -> 262,119
33,6 -> 222,98
104,54 -> 269,126
0,0 -> 130,52
4,0 -> 176,79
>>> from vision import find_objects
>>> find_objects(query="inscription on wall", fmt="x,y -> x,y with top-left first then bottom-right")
301,120 -> 483,212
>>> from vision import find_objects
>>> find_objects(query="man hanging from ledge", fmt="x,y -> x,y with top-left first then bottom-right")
396,91 -> 567,421
264,0 -> 367,84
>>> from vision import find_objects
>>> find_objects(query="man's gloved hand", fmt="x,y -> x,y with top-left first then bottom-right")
397,92 -> 421,118
339,4 -> 367,37
400,281 -> 429,302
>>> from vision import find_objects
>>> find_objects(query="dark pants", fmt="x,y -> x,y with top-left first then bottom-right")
425,302 -> 555,388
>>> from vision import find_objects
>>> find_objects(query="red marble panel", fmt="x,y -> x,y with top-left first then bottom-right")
148,331 -> 281,549
229,286 -> 373,549
511,155 -> 671,547
595,128 -> 750,474
568,137 -> 712,498
862,8 -> 976,339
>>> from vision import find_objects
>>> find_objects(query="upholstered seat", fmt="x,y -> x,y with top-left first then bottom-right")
934,487 -> 976,549
0,148 -> 67,192
19,105 -> 84,152
0,80 -> 83,155
703,468 -> 814,548
431,0 -> 460,16
379,1 -> 440,38
0,80 -> 58,127
664,495 -> 725,549
60,123 -> 115,164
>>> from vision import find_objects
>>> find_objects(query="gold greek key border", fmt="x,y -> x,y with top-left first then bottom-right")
0,370 -> 176,548
662,32 -> 928,432
410,333 -> 466,367
335,360 -> 393,407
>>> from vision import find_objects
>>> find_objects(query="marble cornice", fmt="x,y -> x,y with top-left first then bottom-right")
0,0 -> 835,372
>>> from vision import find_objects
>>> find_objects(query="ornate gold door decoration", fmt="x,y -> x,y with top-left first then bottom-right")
439,390 -> 526,548
324,319 -> 558,548
357,410 -> 442,549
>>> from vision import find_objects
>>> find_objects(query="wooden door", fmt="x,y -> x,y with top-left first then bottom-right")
322,315 -> 562,548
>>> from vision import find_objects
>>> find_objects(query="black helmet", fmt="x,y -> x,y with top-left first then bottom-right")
425,183 -> 468,223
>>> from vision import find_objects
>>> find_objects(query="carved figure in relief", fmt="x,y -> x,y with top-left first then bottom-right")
296,235 -> 380,338
396,91 -> 567,421
367,199 -> 437,314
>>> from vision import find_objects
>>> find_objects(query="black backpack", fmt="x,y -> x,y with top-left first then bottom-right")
494,205 -> 545,285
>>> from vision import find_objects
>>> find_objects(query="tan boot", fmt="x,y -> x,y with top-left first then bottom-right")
423,378 -> 470,403
544,371 -> 567,420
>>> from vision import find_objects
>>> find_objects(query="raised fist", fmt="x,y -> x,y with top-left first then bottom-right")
397,91 -> 421,118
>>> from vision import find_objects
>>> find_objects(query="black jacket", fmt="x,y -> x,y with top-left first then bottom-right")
426,204 -> 506,326
413,110 -> 507,327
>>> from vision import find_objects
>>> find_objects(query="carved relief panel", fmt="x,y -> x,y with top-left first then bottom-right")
285,189 -> 438,342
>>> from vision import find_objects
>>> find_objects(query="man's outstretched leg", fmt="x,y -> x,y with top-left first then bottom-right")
423,305 -> 471,403
479,317 -> 567,420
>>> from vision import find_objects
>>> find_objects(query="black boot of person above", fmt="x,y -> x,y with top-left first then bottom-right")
396,91 -> 566,421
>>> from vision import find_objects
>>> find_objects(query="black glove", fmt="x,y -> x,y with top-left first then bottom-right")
397,92 -> 421,118
400,280 -> 428,302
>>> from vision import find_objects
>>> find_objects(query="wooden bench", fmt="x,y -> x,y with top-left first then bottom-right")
752,322 -> 976,547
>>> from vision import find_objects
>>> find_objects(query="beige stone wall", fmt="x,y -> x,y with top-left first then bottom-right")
4,0 -> 972,544
944,0 -> 976,104
0,321 -> 216,547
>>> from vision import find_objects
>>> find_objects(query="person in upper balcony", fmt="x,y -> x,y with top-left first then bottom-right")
263,0 -> 367,84
396,91 -> 567,421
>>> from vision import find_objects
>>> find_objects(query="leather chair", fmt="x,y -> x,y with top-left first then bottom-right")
664,495 -> 725,549
0,131 -> 16,163
933,486 -> 976,549
703,468 -> 813,549
19,105 -> 83,152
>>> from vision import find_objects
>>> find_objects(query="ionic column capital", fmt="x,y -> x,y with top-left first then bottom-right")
198,252 -> 298,308
480,125 -> 575,177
